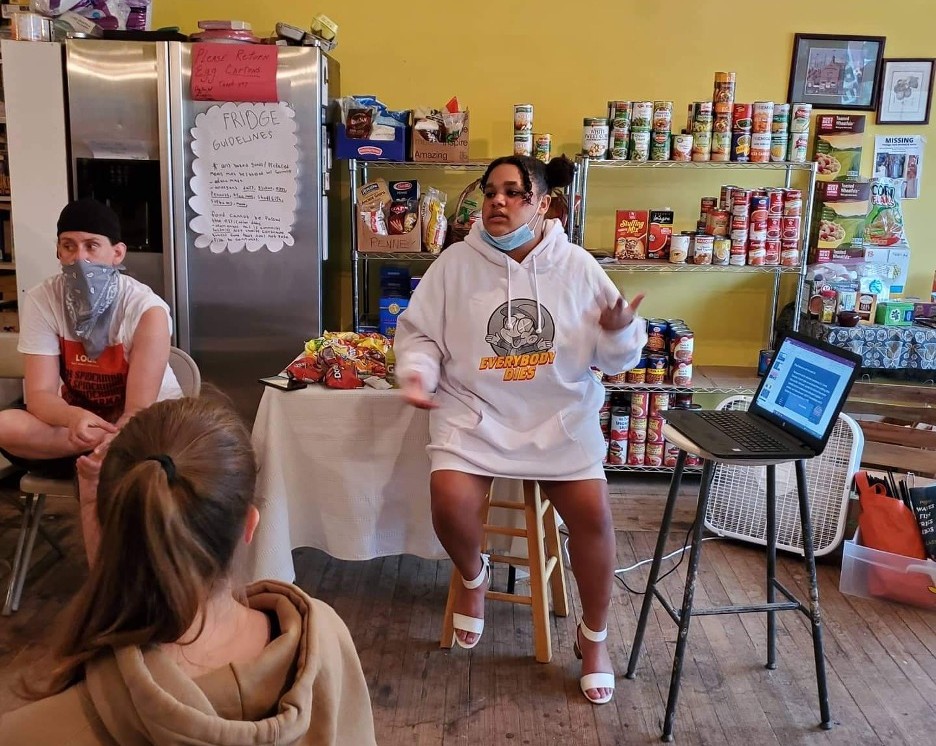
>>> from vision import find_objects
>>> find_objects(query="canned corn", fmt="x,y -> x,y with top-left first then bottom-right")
534,133 -> 552,162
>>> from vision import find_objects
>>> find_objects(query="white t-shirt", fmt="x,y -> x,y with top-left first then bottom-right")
18,273 -> 183,421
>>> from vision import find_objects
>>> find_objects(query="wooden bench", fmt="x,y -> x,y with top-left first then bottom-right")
845,380 -> 936,478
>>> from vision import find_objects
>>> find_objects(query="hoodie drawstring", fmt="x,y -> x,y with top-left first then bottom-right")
505,260 -> 513,328
532,254 -> 543,333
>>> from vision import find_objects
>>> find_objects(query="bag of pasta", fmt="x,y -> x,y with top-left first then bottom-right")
865,177 -> 908,247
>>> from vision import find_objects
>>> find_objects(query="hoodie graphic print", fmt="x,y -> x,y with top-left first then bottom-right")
395,219 -> 647,479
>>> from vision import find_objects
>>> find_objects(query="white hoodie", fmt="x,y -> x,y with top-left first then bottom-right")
395,219 -> 647,480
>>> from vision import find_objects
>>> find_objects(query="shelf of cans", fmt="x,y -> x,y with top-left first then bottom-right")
599,390 -> 704,470
603,317 -> 693,388
579,72 -> 812,165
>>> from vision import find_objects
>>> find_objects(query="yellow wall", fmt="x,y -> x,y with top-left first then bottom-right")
157,1 -> 936,360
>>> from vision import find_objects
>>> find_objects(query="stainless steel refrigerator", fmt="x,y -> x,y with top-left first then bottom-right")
61,39 -> 337,420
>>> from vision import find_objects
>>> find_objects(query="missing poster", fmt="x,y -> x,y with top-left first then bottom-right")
873,135 -> 926,199
189,102 -> 298,253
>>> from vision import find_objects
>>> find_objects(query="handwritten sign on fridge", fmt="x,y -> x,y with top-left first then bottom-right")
188,102 -> 299,253
191,44 -> 278,103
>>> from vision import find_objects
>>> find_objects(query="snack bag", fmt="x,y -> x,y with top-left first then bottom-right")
865,177 -> 908,247
287,355 -> 325,383
324,359 -> 362,389
421,188 -> 448,253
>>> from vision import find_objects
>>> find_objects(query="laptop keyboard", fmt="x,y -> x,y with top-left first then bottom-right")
697,411 -> 790,452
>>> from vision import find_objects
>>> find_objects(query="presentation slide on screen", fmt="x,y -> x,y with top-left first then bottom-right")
755,340 -> 853,439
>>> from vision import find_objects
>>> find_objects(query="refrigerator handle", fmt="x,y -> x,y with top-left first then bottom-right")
155,42 -> 177,346
166,42 -> 192,354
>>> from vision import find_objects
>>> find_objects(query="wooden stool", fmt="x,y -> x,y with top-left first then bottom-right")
440,480 -> 569,662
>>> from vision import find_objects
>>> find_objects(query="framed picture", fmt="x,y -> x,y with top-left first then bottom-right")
877,58 -> 935,124
788,34 -> 886,110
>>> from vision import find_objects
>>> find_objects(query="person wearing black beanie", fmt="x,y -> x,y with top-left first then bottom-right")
0,198 -> 182,484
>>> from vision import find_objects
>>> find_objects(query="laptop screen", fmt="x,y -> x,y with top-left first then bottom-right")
754,335 -> 858,441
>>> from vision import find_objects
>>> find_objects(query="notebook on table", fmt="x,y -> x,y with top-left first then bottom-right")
663,331 -> 862,461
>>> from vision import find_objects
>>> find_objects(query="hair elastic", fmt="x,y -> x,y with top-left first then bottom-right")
145,454 -> 176,481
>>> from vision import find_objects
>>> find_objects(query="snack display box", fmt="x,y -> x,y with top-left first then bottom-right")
335,124 -> 408,161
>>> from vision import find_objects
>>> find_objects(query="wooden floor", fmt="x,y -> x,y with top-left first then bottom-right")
1,474 -> 935,744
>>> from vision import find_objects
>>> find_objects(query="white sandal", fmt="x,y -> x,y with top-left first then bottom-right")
573,622 -> 615,705
452,554 -> 490,650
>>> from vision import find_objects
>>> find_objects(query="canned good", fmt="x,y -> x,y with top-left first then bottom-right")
630,392 -> 650,417
534,133 -> 552,162
645,366 -> 666,385
691,130 -> 712,161
731,189 -> 751,210
767,189 -> 785,216
647,352 -> 669,372
582,118 -> 609,159
672,133 -> 693,161
764,240 -> 781,265
610,128 -> 630,160
729,240 -> 748,265
713,237 -> 731,265
650,392 -> 670,413
780,240 -> 800,267
608,100 -> 632,128
732,103 -> 753,132
781,216 -> 801,241
750,132 -> 771,162
790,103 -> 812,133
627,441 -> 647,466
673,393 -> 693,409
772,103 -> 791,133
631,101 -> 653,131
700,196 -> 718,216
645,442 -> 665,467
672,330 -> 694,362
629,416 -> 648,443
693,234 -> 713,264
650,130 -> 671,161
691,101 -> 713,130
711,130 -> 731,161
514,104 -> 534,132
652,101 -> 674,132
783,189 -> 803,216
685,453 -> 703,468
514,133 -> 533,156
752,101 -> 775,133
747,247 -> 766,266
787,131 -> 809,162
600,388 -> 612,411
671,361 -> 693,386
630,130 -> 651,161
718,186 -> 733,211
705,209 -> 730,237
647,319 -> 669,351
625,367 -> 647,384
604,371 -> 628,384
647,416 -> 666,444
750,195 -> 769,221
607,438 -> 627,465
663,441 -> 681,467
712,72 -> 736,104
729,131 -> 751,162
770,132 -> 789,162
599,411 -> 611,437
669,233 -> 690,263
610,408 -> 631,438
757,348 -> 774,377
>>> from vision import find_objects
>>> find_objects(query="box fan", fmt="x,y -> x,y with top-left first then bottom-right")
703,396 -> 864,557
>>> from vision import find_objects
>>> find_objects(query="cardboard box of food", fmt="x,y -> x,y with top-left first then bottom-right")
335,124 -> 408,161
808,180 -> 870,263
856,292 -> 877,324
813,114 -> 865,182
647,209 -> 674,260
913,301 -> 936,320
379,296 -> 409,338
874,300 -> 915,326
411,112 -> 470,163
614,210 -> 649,260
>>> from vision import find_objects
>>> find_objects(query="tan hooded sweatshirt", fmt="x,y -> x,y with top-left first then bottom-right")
0,580 -> 377,745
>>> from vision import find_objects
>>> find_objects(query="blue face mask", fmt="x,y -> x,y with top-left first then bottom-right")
480,210 -> 542,253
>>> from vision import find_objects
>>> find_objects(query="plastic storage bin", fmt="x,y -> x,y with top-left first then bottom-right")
840,529 -> 936,609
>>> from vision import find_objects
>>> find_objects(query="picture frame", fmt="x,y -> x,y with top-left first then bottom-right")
876,58 -> 935,124
788,34 -> 886,111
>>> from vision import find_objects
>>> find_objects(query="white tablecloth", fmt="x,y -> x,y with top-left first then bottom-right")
246,386 -> 447,581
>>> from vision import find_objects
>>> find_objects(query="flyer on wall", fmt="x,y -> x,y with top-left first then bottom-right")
872,135 -> 926,199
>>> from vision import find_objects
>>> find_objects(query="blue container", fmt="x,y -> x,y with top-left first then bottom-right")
335,124 -> 408,161
379,296 -> 409,339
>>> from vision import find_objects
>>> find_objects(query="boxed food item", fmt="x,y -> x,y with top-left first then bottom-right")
356,178 -> 420,252
913,301 -> 936,320
808,180 -> 870,263
856,292 -> 877,324
614,210 -> 649,260
412,111 -> 470,163
647,209 -> 674,260
379,296 -> 409,338
813,114 -> 865,182
874,300 -> 915,326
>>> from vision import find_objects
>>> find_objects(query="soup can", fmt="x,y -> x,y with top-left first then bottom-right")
672,133 -> 693,161
672,329 -> 694,362
711,130 -> 731,162
781,216 -> 801,241
730,131 -> 751,162
705,209 -> 730,237
731,188 -> 751,212
780,240 -> 800,266
652,101 -> 674,133
627,441 -> 647,466
608,100 -> 633,128
691,101 -> 713,129
647,415 -> 666,444
790,103 -> 812,132
645,442 -> 665,467
693,234 -> 713,264
630,392 -> 650,417
747,245 -> 767,266
630,130 -> 651,161
713,237 -> 731,265
650,392 -> 670,414
767,188 -> 785,216
685,453 -> 703,468
599,410 -> 612,437
663,441 -> 681,467
783,189 -> 803,216
700,196 -> 718,216
533,133 -> 552,162
514,103 -> 534,132
514,133 -> 533,156
750,133 -> 771,162
752,101 -> 775,133
610,128 -> 630,160
732,103 -> 753,132
610,408 -> 631,438
765,240 -> 781,265
787,131 -> 809,162
671,361 -> 693,386
650,130 -> 672,161
669,233 -> 690,263
730,239 -> 748,265
582,117 -> 609,159
647,319 -> 669,351
770,132 -> 790,162
629,416 -> 648,443
772,103 -> 791,133
691,130 -> 712,161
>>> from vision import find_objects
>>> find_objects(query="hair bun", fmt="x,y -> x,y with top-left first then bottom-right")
544,155 -> 575,190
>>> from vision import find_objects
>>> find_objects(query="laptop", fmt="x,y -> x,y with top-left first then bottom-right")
663,331 -> 862,460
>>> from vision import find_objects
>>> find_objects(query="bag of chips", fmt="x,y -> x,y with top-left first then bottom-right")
865,177 -> 908,247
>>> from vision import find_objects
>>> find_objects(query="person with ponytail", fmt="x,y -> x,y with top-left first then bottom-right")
394,154 -> 648,705
0,395 -> 377,746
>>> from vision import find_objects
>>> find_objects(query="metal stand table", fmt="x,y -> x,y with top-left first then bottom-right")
625,424 -> 833,741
